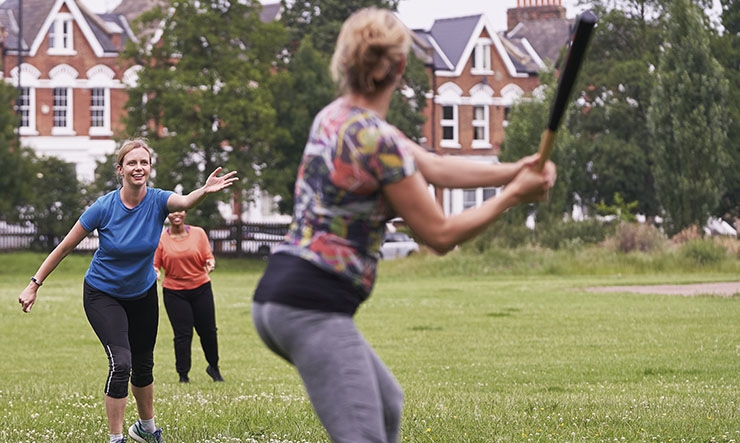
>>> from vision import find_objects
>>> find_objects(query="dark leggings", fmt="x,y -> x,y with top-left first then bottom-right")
162,281 -> 219,376
83,281 -> 159,399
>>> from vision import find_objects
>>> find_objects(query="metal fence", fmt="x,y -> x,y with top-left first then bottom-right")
0,221 -> 291,258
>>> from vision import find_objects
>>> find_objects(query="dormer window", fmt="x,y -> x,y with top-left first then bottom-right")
48,14 -> 75,54
471,39 -> 492,74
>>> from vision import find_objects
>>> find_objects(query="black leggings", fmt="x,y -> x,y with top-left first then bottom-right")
83,281 -> 159,399
162,281 -> 219,376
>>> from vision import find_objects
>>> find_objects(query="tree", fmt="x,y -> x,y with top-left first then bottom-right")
19,156 -> 83,251
647,0 -> 730,235
279,0 -> 400,55
123,0 -> 287,227
386,50 -> 430,142
270,0 -> 429,211
264,37 -> 335,213
713,0 -> 740,220
0,83 -> 28,220
501,70 -> 574,227
564,4 -> 663,218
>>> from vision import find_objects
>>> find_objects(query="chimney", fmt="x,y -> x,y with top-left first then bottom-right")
507,0 -> 566,32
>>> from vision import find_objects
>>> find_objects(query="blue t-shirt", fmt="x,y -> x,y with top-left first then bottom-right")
79,187 -> 173,298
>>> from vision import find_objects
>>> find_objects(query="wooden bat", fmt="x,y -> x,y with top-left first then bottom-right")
536,10 -> 598,171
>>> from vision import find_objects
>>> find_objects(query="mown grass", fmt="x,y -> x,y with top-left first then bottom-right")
1,248 -> 739,442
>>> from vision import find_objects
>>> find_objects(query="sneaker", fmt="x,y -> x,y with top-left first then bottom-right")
179,374 -> 190,383
128,420 -> 163,443
206,365 -> 224,382
113,438 -> 127,443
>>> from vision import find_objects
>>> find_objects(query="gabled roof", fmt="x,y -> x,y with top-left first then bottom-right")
113,0 -> 167,24
0,0 -> 133,57
428,14 -> 481,69
413,13 -> 540,78
505,17 -> 573,66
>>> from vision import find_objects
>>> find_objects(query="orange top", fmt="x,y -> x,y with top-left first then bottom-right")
154,226 -> 214,291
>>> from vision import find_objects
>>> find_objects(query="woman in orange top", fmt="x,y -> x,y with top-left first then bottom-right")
154,210 -> 224,383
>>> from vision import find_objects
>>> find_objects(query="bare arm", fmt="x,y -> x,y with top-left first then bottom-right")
18,221 -> 90,313
407,142 -> 541,189
383,160 -> 556,254
167,167 -> 239,212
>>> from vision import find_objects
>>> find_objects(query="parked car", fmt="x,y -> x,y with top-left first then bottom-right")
380,232 -> 419,259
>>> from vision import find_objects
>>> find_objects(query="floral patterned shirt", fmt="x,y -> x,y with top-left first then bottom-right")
273,97 -> 417,295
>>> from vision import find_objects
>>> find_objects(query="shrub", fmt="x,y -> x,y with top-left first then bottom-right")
671,224 -> 702,244
536,219 -> 615,250
607,222 -> 667,253
680,239 -> 727,264
465,221 -> 533,252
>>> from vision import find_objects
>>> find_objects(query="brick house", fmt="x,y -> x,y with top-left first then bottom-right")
1,0 -> 571,219
0,0 -> 138,181
411,0 -> 571,215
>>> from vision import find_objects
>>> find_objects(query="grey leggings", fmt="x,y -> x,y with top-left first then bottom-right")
252,302 -> 404,443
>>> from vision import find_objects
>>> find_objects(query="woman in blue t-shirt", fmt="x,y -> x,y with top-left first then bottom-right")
18,138 -> 238,443
251,7 -> 556,443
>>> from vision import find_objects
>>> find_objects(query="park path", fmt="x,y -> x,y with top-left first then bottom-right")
585,281 -> 740,297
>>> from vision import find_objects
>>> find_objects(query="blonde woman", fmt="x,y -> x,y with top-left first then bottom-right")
18,139 -> 237,443
251,7 -> 556,442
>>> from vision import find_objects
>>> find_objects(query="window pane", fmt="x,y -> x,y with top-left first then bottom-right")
473,106 -> 485,121
442,126 -> 454,140
474,126 -> 485,141
442,105 -> 453,120
463,189 -> 477,209
90,88 -> 105,128
483,187 -> 497,201
18,87 -> 30,128
53,88 -> 68,128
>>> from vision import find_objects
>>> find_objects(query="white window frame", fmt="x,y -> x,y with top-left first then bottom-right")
10,64 -> 40,135
471,38 -> 493,75
472,105 -> 489,148
87,65 -> 115,136
500,84 -> 525,128
17,87 -> 36,134
463,189 -> 477,210
470,83 -> 494,149
441,104 -> 458,148
437,83 -> 462,149
49,64 -> 78,136
89,88 -> 108,132
52,87 -> 73,132
48,13 -> 76,55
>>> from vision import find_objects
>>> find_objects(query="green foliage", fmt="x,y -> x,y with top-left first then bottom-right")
263,37 -> 335,213
565,5 -> 662,218
536,218 -> 616,250
647,0 -> 730,236
680,238 -> 728,264
0,82 -> 26,220
463,219 -> 534,252
386,51 -> 429,142
595,192 -> 639,222
279,0 -> 400,55
19,157 -> 83,251
501,69 -> 573,225
714,0 -> 740,220
123,0 -> 288,227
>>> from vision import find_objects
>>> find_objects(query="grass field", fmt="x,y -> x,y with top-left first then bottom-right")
1,248 -> 739,442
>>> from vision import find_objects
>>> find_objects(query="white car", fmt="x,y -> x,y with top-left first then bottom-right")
380,232 -> 419,259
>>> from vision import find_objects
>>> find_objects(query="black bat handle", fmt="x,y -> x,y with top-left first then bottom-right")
547,10 -> 597,132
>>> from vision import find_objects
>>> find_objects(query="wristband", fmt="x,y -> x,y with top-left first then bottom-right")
30,277 -> 43,287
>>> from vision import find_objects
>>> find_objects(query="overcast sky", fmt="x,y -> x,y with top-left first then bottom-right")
81,0 -> 591,32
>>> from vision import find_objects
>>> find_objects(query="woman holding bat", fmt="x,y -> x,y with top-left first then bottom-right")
251,7 -> 556,442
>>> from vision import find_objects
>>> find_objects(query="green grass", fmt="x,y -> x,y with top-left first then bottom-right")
1,249 -> 739,442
